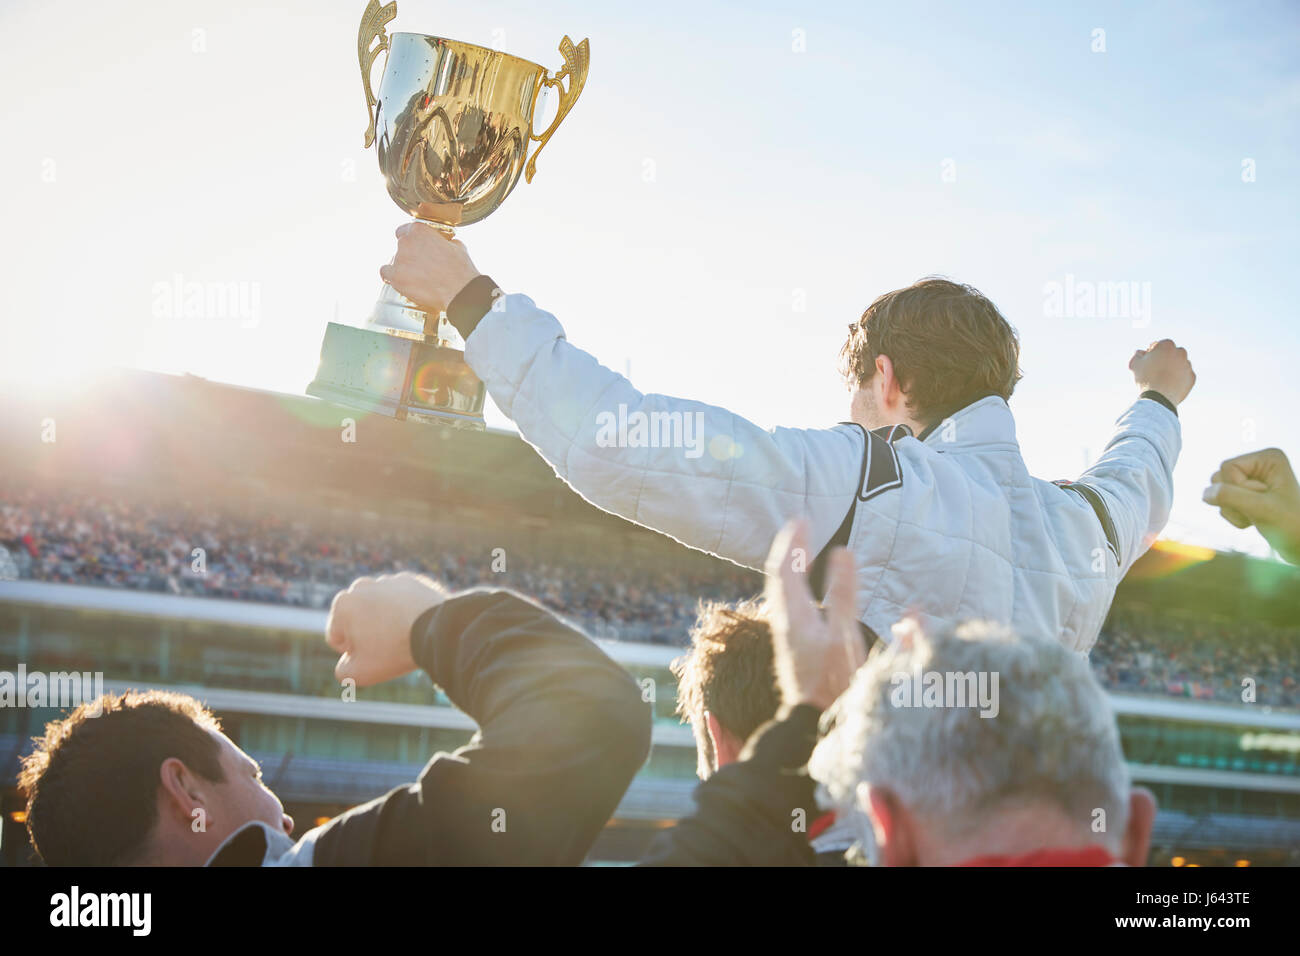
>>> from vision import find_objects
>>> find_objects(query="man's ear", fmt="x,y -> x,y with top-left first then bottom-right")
704,711 -> 743,771
158,756 -> 207,825
864,783 -> 918,867
873,354 -> 907,418
1122,787 -> 1157,867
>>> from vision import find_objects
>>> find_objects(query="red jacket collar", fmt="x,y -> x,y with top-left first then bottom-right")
807,811 -> 837,842
955,846 -> 1118,867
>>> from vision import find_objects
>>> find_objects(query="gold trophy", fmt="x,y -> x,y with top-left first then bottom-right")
307,1 -> 589,427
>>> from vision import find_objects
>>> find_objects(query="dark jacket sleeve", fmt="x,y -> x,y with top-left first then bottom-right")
310,588 -> 652,865
639,704 -> 822,866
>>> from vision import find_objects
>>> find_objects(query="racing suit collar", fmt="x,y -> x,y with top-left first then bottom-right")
916,395 -> 1017,450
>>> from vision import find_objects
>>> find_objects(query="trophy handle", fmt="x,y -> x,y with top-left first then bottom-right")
358,1 -> 399,148
524,36 -> 590,184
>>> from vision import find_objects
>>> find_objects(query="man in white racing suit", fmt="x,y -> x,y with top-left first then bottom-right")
379,225 -> 1196,653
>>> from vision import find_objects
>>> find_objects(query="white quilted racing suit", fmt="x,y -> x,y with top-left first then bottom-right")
450,281 -> 1181,653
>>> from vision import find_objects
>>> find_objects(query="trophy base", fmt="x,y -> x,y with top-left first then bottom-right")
306,322 -> 487,430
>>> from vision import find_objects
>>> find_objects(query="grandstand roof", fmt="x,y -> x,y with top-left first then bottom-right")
0,367 -> 717,549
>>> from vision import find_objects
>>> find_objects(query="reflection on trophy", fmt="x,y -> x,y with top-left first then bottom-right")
307,1 -> 590,428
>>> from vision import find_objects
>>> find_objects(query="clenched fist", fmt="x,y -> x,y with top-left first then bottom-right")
1130,339 -> 1196,406
1203,448 -> 1300,565
326,572 -> 450,687
379,221 -> 483,317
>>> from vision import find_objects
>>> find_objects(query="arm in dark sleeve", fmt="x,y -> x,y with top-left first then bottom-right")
639,704 -> 822,866
310,588 -> 652,865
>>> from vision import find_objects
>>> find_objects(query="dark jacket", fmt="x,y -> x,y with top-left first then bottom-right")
639,704 -> 824,866
208,588 -> 652,866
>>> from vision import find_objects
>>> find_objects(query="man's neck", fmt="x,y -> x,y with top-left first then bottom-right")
954,845 -> 1117,867
133,828 -> 215,866
852,413 -> 930,437
920,804 -> 1112,866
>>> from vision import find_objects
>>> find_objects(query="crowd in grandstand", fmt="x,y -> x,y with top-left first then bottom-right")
0,483 -> 757,645
3,483 -> 1298,708
1095,608 -> 1300,709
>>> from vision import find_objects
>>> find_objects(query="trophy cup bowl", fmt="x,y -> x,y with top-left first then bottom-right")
307,1 -> 589,428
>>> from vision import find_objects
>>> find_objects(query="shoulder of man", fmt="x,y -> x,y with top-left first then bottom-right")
838,421 -> 918,500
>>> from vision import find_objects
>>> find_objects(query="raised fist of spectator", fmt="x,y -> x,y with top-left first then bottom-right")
1204,448 -> 1300,565
326,572 -> 450,686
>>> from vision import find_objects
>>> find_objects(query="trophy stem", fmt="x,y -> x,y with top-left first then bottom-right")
368,218 -> 460,339
368,281 -> 442,339
414,217 -> 456,240
310,209 -> 486,426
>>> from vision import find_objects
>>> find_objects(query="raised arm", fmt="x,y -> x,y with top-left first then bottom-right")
309,574 -> 652,865
1203,448 -> 1300,564
467,286 -> 863,568
379,226 -> 864,569
1074,340 -> 1193,575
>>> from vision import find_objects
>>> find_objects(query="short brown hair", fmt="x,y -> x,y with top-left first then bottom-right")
672,598 -> 781,778
840,277 -> 1022,426
18,690 -> 225,866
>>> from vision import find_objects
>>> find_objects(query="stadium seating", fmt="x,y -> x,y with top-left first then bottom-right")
4,480 -> 1299,709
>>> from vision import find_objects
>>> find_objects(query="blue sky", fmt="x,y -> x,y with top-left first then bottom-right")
1,0 -> 1296,554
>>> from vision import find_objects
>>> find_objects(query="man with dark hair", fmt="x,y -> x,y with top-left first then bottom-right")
838,278 -> 1023,427
383,231 -> 1195,653
21,691 -> 237,866
673,598 -> 780,782
18,573 -> 651,866
672,597 -> 856,863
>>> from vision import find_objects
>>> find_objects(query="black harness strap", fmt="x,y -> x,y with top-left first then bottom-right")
1055,480 -> 1122,566
807,423 -> 911,649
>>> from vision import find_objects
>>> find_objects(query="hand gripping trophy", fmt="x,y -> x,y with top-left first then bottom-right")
308,1 -> 590,428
